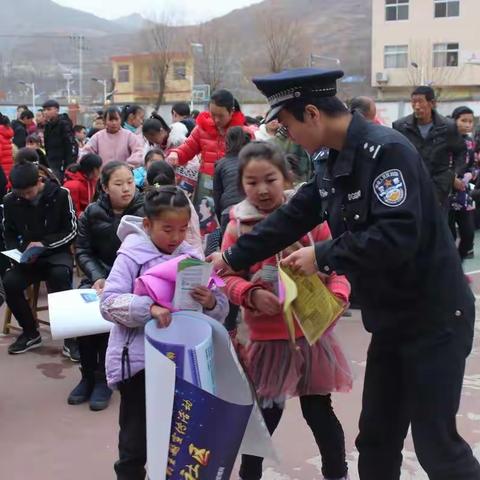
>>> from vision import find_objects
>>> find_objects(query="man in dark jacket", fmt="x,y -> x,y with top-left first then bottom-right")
43,99 -> 74,181
11,109 -> 35,148
210,68 -> 480,480
393,86 -> 465,208
3,161 -> 77,356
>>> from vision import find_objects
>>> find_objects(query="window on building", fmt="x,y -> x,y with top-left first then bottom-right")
118,65 -> 130,83
384,45 -> 409,68
385,0 -> 409,21
433,43 -> 459,66
434,0 -> 460,18
173,62 -> 187,80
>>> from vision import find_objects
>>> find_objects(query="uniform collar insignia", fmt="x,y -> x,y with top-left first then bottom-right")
328,112 -> 368,179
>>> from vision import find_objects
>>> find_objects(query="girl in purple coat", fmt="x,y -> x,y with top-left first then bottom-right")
100,186 -> 228,480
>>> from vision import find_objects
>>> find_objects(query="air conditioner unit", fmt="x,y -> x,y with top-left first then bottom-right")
376,72 -> 389,83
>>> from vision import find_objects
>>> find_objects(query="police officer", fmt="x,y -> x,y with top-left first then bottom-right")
209,68 -> 480,480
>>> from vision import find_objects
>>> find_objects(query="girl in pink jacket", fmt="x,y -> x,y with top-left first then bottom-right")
81,107 -> 144,167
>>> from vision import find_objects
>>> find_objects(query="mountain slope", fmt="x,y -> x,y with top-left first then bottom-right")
1,0 -> 125,35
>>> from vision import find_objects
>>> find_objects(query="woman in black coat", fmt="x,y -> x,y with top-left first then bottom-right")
68,161 -> 144,411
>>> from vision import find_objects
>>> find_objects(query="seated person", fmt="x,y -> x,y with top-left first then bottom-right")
3,160 -> 77,356
63,153 -> 102,217
26,133 -> 48,167
133,148 -> 165,190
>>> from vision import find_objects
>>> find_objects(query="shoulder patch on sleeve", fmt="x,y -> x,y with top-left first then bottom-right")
373,169 -> 407,207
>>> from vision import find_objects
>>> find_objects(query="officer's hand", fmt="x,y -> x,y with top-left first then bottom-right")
206,252 -> 234,276
281,246 -> 318,276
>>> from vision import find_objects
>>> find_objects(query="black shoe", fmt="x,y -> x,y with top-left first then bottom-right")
89,372 -> 113,411
8,333 -> 42,354
466,250 -> 474,259
63,338 -> 80,362
68,370 -> 94,405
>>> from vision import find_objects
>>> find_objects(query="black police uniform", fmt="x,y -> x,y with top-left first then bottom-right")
223,69 -> 480,480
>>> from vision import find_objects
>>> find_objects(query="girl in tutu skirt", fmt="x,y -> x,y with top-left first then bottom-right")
221,142 -> 352,480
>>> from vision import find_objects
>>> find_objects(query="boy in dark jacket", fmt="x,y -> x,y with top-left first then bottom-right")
12,109 -> 35,149
43,99 -> 74,181
3,160 -> 77,355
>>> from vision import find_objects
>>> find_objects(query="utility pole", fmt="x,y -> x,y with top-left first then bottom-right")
79,35 -> 84,105
71,34 -> 85,105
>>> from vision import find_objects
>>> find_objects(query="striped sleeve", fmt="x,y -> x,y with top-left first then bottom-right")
42,187 -> 78,249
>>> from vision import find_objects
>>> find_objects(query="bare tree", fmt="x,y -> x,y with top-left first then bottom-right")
257,15 -> 309,73
142,13 -> 175,110
193,25 -> 232,92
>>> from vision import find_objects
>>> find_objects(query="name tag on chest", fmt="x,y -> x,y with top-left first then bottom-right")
347,190 -> 362,202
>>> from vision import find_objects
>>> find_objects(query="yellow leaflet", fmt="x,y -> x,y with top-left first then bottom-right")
282,266 -> 346,346
278,264 -> 298,344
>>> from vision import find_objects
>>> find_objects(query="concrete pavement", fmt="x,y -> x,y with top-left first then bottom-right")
1,275 -> 479,479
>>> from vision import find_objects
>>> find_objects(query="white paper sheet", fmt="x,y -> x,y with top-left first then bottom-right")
144,312 -> 276,480
145,338 -> 176,480
1,248 -> 22,263
48,289 -> 112,340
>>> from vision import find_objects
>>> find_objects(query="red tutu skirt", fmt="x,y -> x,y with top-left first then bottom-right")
246,333 -> 352,405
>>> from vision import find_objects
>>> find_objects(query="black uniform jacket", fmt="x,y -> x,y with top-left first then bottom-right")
75,191 -> 144,285
3,179 -> 77,267
224,113 -> 475,334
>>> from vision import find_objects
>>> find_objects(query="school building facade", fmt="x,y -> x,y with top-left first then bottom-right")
371,0 -> 480,100
111,53 -> 194,104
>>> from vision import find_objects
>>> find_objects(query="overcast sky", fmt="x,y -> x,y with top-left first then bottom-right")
54,0 -> 264,24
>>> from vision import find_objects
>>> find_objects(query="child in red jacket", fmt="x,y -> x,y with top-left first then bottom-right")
221,142 -> 352,480
0,113 -> 14,179
63,154 -> 102,217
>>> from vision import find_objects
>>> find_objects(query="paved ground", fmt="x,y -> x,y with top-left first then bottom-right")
1,259 -> 480,479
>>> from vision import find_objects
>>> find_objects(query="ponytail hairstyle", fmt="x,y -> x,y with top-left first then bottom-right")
144,185 -> 190,220
146,160 -> 175,188
146,112 -> 171,133
68,153 -> 102,176
0,112 -> 11,126
210,89 -> 241,113
121,104 -> 144,126
225,126 -> 251,156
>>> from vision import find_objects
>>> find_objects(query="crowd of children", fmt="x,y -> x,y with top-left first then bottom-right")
0,87 -> 478,480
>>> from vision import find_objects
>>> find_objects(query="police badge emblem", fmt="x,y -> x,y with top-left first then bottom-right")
373,169 -> 406,207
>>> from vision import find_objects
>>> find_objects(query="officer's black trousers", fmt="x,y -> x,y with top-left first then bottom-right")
356,314 -> 480,480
